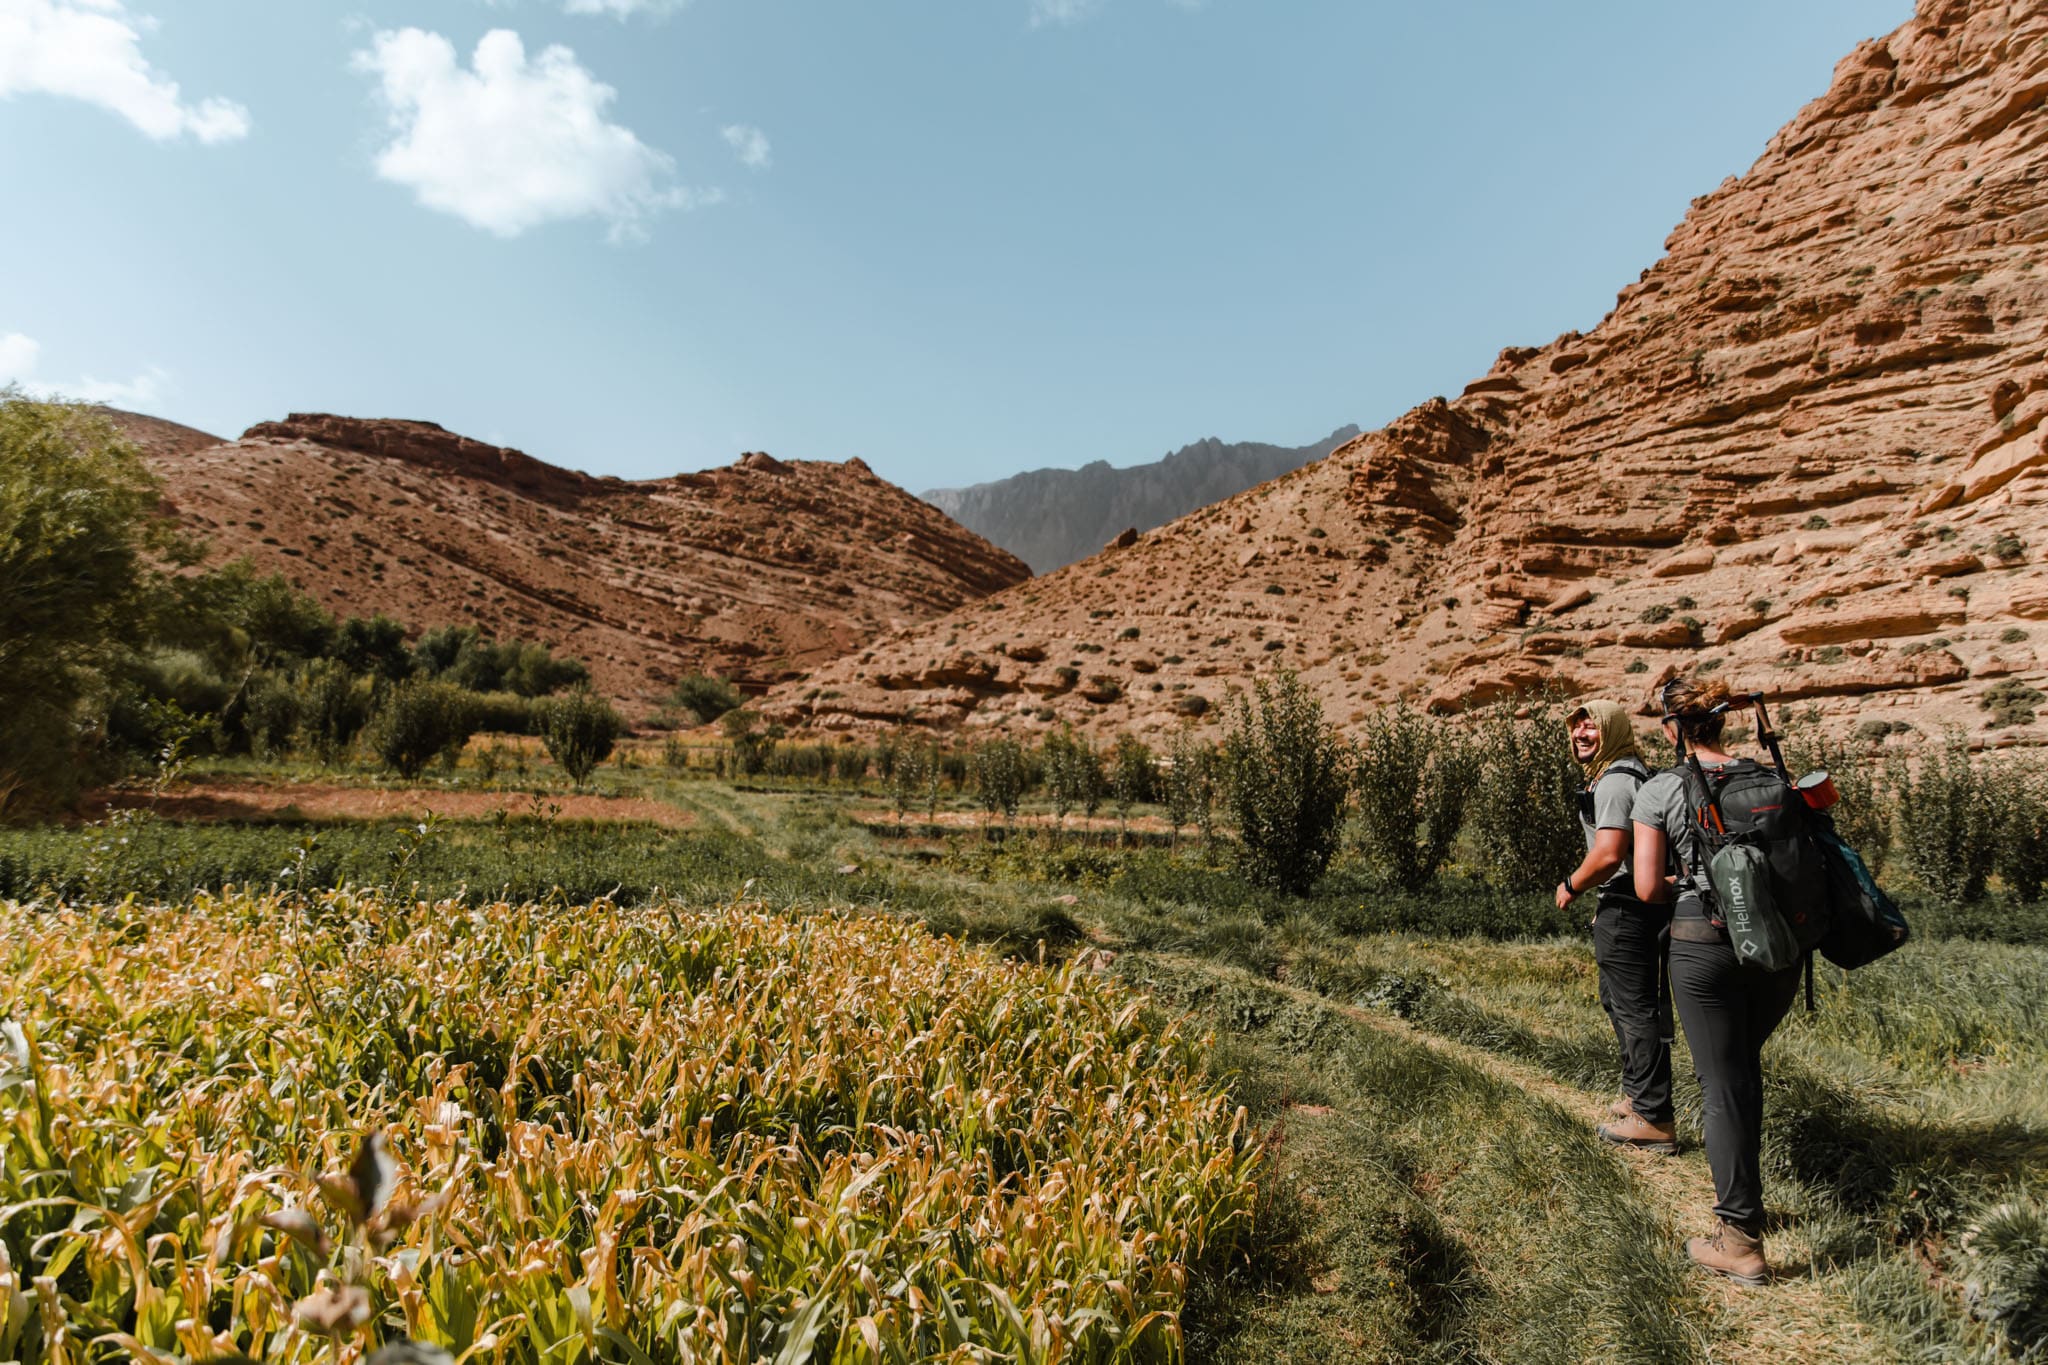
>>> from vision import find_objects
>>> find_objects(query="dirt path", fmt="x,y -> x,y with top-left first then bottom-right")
1152,953 -> 1886,1365
94,780 -> 695,829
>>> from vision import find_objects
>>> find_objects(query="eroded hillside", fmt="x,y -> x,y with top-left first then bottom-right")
768,0 -> 2048,742
136,413 -> 1030,705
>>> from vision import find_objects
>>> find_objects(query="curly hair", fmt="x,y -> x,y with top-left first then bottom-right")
1654,675 -> 1734,743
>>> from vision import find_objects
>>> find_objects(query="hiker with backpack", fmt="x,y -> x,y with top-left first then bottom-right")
1630,676 -> 1806,1287
1559,699 -> 1677,1156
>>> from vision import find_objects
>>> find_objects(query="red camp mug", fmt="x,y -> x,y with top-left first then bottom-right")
1796,770 -> 1840,810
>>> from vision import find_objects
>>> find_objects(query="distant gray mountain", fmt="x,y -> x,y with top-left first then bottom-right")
923,425 -> 1360,574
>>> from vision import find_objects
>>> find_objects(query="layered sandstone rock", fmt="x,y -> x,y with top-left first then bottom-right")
132,413 -> 1029,707
766,0 -> 2048,743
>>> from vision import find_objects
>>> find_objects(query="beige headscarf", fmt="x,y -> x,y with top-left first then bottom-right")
1569,699 -> 1641,784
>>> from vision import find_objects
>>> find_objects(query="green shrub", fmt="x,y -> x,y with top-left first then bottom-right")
464,689 -> 536,735
972,737 -> 1028,829
1786,727 -> 1893,878
537,687 -> 624,787
330,613 -> 414,681
1223,672 -> 1351,898
1165,730 -> 1222,845
1638,604 -> 1672,624
1893,731 -> 1997,903
1353,702 -> 1477,890
1465,701 -> 1582,893
1990,531 -> 2027,563
1110,734 -> 1157,824
1981,678 -> 2044,728
413,624 -> 589,696
1043,728 -> 1104,827
889,735 -> 936,826
1990,757 -> 2048,902
242,670 -> 301,758
672,672 -> 744,725
368,678 -> 479,779
296,659 -> 376,764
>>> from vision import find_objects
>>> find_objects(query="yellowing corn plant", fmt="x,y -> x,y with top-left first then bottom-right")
0,892 -> 1258,1364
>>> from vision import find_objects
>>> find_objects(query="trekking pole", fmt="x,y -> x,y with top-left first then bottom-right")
1746,692 -> 1791,779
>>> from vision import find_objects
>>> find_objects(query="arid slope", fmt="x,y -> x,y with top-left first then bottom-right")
130,413 -> 1029,706
768,0 -> 2048,742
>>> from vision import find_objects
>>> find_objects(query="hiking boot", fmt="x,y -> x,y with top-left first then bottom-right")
1687,1220 -> 1769,1286
1596,1113 -> 1679,1155
1608,1095 -> 1634,1119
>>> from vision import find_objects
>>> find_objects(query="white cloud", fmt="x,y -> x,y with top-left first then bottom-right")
721,123 -> 770,170
1029,0 -> 1102,26
562,0 -> 691,17
0,331 -> 170,408
0,332 -> 40,383
352,27 -> 706,243
0,0 -> 250,142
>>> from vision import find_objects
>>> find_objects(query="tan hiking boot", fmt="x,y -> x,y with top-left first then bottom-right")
1687,1220 -> 1769,1286
1596,1112 -> 1679,1155
1608,1095 -> 1634,1119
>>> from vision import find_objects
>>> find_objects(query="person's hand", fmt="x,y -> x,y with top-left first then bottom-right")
1555,880 -> 1574,911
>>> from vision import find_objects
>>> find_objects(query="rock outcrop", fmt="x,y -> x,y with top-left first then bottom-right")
767,0 -> 2048,743
132,413 -> 1029,707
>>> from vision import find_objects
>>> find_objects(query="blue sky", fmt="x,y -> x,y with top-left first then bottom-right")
1,0 -> 1910,492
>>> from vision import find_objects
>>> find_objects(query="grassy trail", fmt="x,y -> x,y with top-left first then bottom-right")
1270,962 -> 1887,1364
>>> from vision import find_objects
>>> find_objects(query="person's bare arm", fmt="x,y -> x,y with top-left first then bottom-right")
1556,827 -> 1629,909
1633,822 -> 1670,904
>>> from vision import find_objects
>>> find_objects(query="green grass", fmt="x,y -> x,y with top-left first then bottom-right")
5,771 -> 2048,1362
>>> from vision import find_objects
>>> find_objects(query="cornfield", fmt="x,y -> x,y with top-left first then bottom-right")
0,892 -> 1259,1363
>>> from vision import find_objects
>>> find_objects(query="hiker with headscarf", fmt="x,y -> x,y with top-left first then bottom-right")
1559,699 -> 1676,1155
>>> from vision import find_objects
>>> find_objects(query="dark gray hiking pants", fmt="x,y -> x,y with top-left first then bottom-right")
1593,894 -> 1674,1125
1669,934 -> 1801,1231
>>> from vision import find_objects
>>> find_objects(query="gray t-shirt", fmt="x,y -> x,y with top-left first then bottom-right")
1631,763 -> 1734,916
1579,763 -> 1645,892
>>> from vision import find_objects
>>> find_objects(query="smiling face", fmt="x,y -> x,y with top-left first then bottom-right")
1569,710 -> 1602,761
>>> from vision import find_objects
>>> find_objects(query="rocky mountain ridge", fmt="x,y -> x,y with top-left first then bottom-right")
923,426 -> 1359,573
128,412 -> 1030,706
765,0 -> 2048,746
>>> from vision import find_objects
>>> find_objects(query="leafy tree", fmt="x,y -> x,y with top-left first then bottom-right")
1165,729 -> 1221,847
332,614 -> 414,682
0,396 -> 165,814
296,659 -> 376,764
1110,734 -> 1156,839
890,735 -> 928,828
1894,729 -> 1998,903
1990,756 -> 2048,903
1465,701 -> 1582,893
414,625 -> 588,697
243,670 -> 301,758
1223,671 -> 1351,897
369,679 -> 477,779
973,738 -> 1028,834
538,687 -> 624,788
1353,702 -> 1477,890
671,673 -> 744,725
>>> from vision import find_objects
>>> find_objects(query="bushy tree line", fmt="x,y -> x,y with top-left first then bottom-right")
1788,726 -> 2048,908
699,673 -> 1588,901
0,395 -> 614,813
